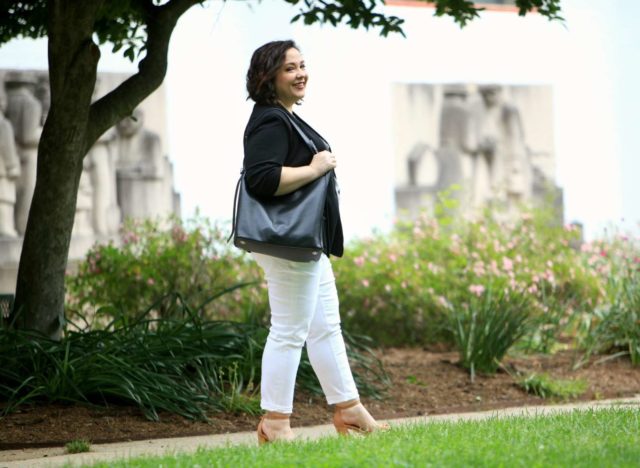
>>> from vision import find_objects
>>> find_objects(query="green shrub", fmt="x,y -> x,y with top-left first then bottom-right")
65,439 -> 91,454
334,201 -> 601,350
577,234 -> 640,366
66,215 -> 268,324
1,295 -> 389,420
451,284 -> 531,378
518,373 -> 588,399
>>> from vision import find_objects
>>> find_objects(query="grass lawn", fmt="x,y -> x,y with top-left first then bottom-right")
84,407 -> 639,467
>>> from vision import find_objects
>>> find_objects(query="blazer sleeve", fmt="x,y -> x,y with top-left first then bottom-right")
243,114 -> 289,197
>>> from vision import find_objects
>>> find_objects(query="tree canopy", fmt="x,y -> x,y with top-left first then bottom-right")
1,1 -> 564,58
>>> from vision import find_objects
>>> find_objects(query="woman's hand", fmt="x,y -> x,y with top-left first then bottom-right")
274,151 -> 336,196
309,150 -> 337,177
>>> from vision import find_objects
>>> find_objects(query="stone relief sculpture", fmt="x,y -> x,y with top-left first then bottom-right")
85,128 -> 121,236
115,108 -> 175,221
395,83 -> 558,219
0,69 -> 181,294
473,85 -> 533,214
0,87 -> 21,238
435,85 -> 476,199
4,71 -> 43,235
72,159 -> 95,237
83,79 -> 121,236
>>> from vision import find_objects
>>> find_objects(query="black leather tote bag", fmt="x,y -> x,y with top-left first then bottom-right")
230,111 -> 330,262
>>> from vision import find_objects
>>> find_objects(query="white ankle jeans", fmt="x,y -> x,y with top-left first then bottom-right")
252,252 -> 359,413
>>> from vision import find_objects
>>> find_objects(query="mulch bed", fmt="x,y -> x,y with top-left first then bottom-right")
1,348 -> 639,450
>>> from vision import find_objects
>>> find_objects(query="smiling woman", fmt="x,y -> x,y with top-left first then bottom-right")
274,48 -> 308,110
239,39 -> 390,444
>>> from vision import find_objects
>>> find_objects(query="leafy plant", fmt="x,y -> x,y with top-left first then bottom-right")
66,215 -> 267,324
451,285 -> 532,379
1,293 -> 389,420
518,373 -> 588,400
576,235 -> 640,367
333,199 -> 601,349
65,439 -> 91,454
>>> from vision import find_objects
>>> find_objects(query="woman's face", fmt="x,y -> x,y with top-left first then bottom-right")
274,48 -> 307,108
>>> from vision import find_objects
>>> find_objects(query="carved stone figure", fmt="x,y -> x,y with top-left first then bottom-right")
72,159 -> 94,237
0,89 -> 21,237
435,86 -> 476,201
34,75 -> 50,126
115,108 -> 174,221
474,85 -> 532,212
4,72 -> 43,235
85,129 -> 121,235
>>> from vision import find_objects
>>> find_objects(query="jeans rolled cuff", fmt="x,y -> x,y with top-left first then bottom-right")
260,401 -> 294,414
326,392 -> 360,406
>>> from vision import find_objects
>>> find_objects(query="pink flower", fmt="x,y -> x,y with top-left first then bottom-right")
361,279 -> 370,288
401,281 -> 408,289
147,278 -> 155,286
388,253 -> 398,263
354,256 -> 365,267
502,257 -> 514,271
122,231 -> 139,245
171,226 -> 188,243
469,284 -> 485,296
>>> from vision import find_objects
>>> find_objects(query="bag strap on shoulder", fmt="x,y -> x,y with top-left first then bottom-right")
271,107 -> 318,155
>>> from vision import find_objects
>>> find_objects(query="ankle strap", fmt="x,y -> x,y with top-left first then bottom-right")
263,412 -> 291,420
335,399 -> 361,410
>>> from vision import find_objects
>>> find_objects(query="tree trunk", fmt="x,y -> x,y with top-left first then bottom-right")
10,0 -> 199,339
11,0 -> 101,339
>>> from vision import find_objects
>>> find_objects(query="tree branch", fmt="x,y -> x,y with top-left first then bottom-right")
86,0 -> 202,149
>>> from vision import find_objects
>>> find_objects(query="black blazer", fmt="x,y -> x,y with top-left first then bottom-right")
243,104 -> 343,258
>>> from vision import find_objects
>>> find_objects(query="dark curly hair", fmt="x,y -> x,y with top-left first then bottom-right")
246,40 -> 300,106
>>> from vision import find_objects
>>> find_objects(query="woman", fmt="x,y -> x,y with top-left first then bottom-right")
244,40 -> 389,443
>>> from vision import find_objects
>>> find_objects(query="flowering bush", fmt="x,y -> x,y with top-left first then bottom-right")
66,206 -> 639,372
577,233 -> 640,365
333,204 -> 603,353
66,215 -> 269,323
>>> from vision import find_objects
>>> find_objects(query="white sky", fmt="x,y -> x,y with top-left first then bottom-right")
0,0 -> 638,240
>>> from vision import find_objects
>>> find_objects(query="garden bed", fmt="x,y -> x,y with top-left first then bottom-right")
1,348 -> 638,450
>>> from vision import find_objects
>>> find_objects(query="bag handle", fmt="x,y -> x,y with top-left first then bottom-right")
227,170 -> 243,243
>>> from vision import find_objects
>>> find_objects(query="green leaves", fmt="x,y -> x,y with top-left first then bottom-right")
515,0 -> 564,21
66,215 -> 267,325
0,1 -> 565,54
518,372 -> 587,399
287,0 -> 406,37
432,0 -> 482,27
451,284 -> 532,379
2,291 -> 389,420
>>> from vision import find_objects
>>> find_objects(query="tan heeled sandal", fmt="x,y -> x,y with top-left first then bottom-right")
333,400 -> 390,436
257,412 -> 293,445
